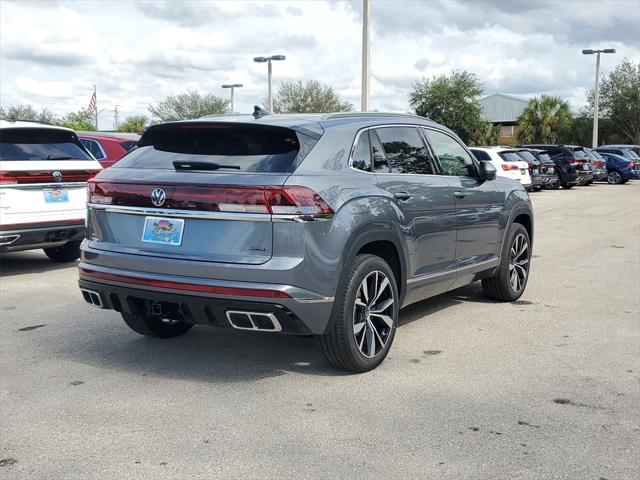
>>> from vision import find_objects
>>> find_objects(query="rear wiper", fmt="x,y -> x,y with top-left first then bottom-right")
173,161 -> 240,171
46,155 -> 76,160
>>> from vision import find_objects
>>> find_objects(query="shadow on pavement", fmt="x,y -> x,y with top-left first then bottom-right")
0,251 -> 78,277
49,282 -> 490,382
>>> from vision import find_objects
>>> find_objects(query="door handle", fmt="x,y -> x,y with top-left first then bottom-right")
394,192 -> 413,201
454,191 -> 466,198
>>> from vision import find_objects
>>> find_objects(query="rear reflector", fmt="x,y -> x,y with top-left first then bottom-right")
79,268 -> 291,298
88,181 -> 334,217
0,170 -> 100,185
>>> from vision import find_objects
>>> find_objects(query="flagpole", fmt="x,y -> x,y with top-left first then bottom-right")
94,84 -> 98,130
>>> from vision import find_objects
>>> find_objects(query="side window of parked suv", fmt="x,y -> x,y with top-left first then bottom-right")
80,138 -> 105,160
375,127 -> 435,175
351,130 -> 371,172
423,129 -> 476,177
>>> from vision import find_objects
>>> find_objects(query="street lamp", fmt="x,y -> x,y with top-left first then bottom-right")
253,55 -> 286,113
222,83 -> 243,113
582,48 -> 616,148
361,0 -> 370,111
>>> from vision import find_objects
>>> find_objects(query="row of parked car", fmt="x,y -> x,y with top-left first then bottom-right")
469,144 -> 640,190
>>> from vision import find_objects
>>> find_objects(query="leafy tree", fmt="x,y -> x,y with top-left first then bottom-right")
516,95 -> 572,144
409,70 -> 484,143
0,104 -> 58,124
118,115 -> 149,133
148,90 -> 229,122
60,108 -> 96,131
271,80 -> 353,113
585,59 -> 640,144
469,122 -> 501,146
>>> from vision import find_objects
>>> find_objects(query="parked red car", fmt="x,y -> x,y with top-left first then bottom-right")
78,132 -> 140,168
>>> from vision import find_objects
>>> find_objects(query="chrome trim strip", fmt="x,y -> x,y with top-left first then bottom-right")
88,203 -> 333,223
0,234 -> 20,245
295,296 -> 335,304
87,203 -> 272,222
225,311 -> 283,332
407,258 -> 499,284
0,182 -> 88,189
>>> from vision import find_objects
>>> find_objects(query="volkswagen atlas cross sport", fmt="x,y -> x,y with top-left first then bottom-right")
0,120 -> 102,261
78,112 -> 533,372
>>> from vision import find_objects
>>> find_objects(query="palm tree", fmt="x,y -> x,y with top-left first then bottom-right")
517,95 -> 572,143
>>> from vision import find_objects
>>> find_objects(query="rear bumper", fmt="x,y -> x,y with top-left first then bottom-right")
0,220 -> 85,252
77,263 -> 334,335
592,171 -> 608,181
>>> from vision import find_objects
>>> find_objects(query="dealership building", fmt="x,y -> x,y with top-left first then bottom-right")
479,93 -> 529,145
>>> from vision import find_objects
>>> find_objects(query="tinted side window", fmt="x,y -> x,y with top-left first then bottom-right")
370,130 -> 390,173
80,139 -> 105,159
375,127 -> 434,174
351,130 -> 371,172
424,129 -> 476,177
470,149 -> 490,161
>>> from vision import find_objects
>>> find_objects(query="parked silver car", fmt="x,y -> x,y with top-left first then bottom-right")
78,112 -> 533,372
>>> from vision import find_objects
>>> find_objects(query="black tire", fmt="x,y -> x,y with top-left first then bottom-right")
482,223 -> 531,302
43,240 -> 81,262
608,171 -> 623,184
561,183 -> 573,189
548,176 -> 561,190
319,254 -> 399,373
121,312 -> 193,338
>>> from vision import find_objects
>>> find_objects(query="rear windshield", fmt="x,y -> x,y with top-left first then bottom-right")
515,151 -> 537,162
0,128 -> 92,161
572,148 -> 587,159
499,151 -> 523,162
129,123 -> 317,172
588,150 -> 603,160
536,152 -> 552,163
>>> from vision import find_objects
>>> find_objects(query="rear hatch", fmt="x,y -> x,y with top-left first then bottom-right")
498,151 -> 531,177
568,147 -> 591,174
87,121 -> 324,265
0,127 -> 101,226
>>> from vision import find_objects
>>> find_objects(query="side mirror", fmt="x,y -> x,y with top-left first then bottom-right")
479,160 -> 496,181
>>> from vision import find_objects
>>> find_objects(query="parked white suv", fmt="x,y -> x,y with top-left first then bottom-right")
469,147 -> 532,187
0,121 -> 102,261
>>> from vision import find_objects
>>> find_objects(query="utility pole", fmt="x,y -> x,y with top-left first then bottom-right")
113,104 -> 120,130
582,48 -> 616,148
94,84 -> 98,130
253,55 -> 286,113
361,0 -> 370,112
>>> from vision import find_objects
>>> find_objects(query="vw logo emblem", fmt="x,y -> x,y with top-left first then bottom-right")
151,188 -> 166,207
52,171 -> 63,182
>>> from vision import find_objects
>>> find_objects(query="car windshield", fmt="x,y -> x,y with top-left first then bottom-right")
130,123 -> 317,173
499,151 -> 523,162
0,128 -> 92,161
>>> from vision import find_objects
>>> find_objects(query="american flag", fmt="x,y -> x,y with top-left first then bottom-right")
87,90 -> 97,113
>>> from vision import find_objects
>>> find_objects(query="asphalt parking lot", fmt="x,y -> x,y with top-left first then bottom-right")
1,182 -> 638,480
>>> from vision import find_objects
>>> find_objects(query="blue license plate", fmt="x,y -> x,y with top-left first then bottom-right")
141,216 -> 185,246
43,188 -> 68,203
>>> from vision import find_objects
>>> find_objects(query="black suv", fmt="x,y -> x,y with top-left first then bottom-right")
512,148 -> 544,191
518,144 -> 593,188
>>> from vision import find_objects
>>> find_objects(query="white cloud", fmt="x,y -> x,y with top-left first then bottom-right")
1,0 -> 638,129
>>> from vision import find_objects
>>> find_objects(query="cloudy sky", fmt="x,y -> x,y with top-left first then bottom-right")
1,0 -> 638,129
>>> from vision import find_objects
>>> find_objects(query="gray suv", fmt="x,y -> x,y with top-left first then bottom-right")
79,113 -> 533,372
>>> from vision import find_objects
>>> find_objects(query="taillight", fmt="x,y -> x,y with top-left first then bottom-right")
501,164 -> 519,171
628,162 -> 634,169
88,182 -> 334,218
0,170 -> 100,184
0,172 -> 18,185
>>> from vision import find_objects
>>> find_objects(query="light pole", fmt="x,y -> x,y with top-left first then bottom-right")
361,0 -> 370,111
222,83 -> 243,113
253,55 -> 286,113
582,48 -> 616,148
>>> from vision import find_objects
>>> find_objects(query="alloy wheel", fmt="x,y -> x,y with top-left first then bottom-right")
509,233 -> 529,293
608,171 -> 621,184
353,271 -> 394,358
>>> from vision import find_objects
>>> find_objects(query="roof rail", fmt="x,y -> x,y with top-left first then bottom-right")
326,111 -> 424,120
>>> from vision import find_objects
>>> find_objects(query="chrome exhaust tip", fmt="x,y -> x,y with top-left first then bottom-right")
225,310 -> 282,332
80,288 -> 105,308
0,235 -> 20,246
